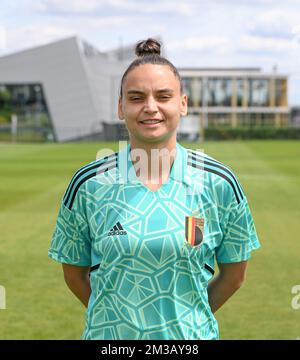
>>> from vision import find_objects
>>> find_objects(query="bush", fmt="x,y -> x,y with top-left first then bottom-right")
205,127 -> 300,140
0,115 -> 9,124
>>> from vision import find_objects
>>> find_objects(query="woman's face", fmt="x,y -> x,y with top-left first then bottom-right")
118,64 -> 187,146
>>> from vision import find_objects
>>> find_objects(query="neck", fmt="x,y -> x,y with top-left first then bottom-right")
130,136 -> 177,156
129,136 -> 177,185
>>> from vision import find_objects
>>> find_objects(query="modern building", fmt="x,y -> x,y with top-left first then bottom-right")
0,37 -> 290,142
290,106 -> 300,127
0,36 -> 130,142
178,68 -> 289,139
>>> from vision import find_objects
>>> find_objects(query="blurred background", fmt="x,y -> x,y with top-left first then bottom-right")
1,0 -> 300,142
0,0 -> 299,339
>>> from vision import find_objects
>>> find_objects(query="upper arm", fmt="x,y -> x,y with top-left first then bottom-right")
49,183 -> 92,266
215,184 -> 260,263
217,260 -> 248,287
62,263 -> 91,281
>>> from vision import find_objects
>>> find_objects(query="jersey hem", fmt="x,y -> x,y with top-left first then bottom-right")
216,241 -> 261,263
48,250 -> 91,266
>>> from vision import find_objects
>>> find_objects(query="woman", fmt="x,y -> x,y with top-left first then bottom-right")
49,38 -> 260,340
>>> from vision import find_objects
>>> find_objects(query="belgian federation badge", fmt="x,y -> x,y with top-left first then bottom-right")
185,216 -> 204,247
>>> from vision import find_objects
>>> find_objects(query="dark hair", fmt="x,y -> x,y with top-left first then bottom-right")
119,38 -> 182,97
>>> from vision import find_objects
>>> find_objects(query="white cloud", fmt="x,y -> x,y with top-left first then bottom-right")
167,34 -> 297,60
168,36 -> 232,53
2,0 -> 300,104
28,0 -> 193,16
247,8 -> 300,39
6,24 -> 75,53
32,0 -> 106,14
0,24 -> 7,51
4,14 -> 134,54
239,35 -> 296,53
292,25 -> 300,45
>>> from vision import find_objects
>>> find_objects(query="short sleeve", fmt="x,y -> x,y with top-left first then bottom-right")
48,186 -> 92,266
215,196 -> 260,263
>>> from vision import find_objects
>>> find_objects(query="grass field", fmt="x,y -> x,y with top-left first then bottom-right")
0,140 -> 300,339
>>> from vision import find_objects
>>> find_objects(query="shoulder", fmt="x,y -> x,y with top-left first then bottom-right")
62,152 -> 118,210
185,147 -> 245,205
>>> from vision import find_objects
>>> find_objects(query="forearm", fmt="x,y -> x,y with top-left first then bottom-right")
207,274 -> 242,313
64,274 -> 91,308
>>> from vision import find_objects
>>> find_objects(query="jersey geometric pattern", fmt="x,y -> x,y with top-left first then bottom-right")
49,142 -> 260,340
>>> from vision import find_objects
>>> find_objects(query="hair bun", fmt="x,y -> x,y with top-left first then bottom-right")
135,38 -> 161,57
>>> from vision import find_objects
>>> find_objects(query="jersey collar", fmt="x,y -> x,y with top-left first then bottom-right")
117,141 -> 190,186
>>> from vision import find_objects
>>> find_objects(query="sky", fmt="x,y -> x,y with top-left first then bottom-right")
0,0 -> 300,105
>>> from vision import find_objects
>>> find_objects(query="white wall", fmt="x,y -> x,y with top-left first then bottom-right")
0,37 -> 99,142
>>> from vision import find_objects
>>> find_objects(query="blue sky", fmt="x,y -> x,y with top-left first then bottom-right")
1,0 -> 300,105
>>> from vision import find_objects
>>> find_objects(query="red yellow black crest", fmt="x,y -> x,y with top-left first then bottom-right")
185,216 -> 204,246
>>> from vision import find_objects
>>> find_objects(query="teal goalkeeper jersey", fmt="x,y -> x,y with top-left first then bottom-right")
48,142 -> 260,340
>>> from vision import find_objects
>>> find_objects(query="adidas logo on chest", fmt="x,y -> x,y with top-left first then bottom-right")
108,222 -> 127,236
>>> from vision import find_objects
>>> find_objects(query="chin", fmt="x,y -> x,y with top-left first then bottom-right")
140,132 -> 176,144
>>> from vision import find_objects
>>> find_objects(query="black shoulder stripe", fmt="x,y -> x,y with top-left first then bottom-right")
63,153 -> 117,206
63,153 -> 117,198
66,163 -> 117,210
89,264 -> 100,274
204,263 -> 215,275
188,153 -> 244,200
187,161 -> 241,204
65,152 -> 117,196
188,150 -> 223,166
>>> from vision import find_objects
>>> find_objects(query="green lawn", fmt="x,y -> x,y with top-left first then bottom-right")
0,140 -> 300,339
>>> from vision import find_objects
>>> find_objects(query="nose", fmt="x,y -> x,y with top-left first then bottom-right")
143,96 -> 158,114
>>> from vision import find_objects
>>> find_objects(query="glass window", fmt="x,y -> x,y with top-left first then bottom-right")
207,78 -> 232,106
208,113 -> 231,127
182,77 -> 193,107
249,79 -> 269,106
236,79 -> 246,106
190,78 -> 202,107
182,77 -> 202,107
0,83 -> 54,142
275,79 -> 286,106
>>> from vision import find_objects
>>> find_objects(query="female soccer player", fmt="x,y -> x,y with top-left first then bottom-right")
49,38 -> 260,340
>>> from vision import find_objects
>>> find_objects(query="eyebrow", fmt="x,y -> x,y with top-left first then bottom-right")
157,89 -> 174,94
126,88 -> 175,95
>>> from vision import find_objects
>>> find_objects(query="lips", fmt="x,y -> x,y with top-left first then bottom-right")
140,119 -> 163,124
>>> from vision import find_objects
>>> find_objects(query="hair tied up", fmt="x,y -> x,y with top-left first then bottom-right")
119,37 -> 183,97
135,38 -> 161,57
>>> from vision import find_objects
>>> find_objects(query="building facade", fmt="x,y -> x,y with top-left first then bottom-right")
178,68 -> 288,139
290,106 -> 300,127
0,38 -> 290,142
0,37 -> 129,142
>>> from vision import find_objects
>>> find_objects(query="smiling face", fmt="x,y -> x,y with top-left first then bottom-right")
118,64 -> 187,148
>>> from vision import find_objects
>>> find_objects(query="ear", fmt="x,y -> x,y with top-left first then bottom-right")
180,94 -> 188,116
118,97 -> 125,120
